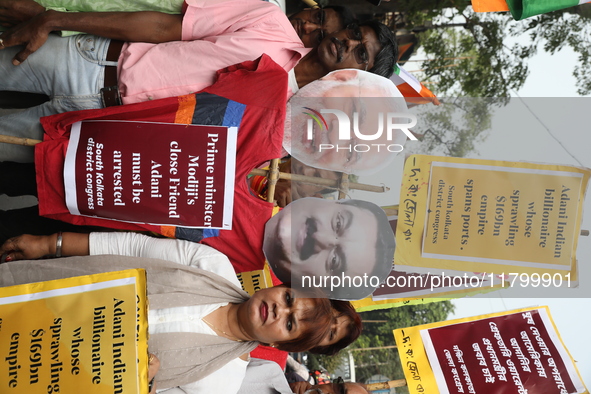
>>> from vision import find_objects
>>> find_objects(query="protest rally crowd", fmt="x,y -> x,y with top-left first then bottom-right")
0,0 -> 429,392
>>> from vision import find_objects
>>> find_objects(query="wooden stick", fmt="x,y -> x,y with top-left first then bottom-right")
382,207 -> 398,217
0,135 -> 390,196
404,56 -> 476,62
248,168 -> 389,193
0,135 -> 42,146
365,379 -> 407,391
301,0 -> 319,8
349,345 -> 398,351
337,172 -> 349,199
266,159 -> 281,203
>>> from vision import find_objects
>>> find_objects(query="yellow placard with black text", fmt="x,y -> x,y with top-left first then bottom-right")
0,269 -> 149,393
395,155 -> 590,279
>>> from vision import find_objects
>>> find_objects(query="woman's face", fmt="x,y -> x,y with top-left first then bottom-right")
238,286 -> 323,345
317,313 -> 351,348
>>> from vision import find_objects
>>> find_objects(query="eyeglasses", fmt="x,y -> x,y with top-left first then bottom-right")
344,24 -> 370,71
314,8 -> 327,43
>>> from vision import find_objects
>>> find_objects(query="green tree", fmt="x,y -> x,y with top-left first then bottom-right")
358,301 -> 455,339
408,5 -> 591,97
509,7 -> 591,95
416,11 -> 531,98
349,301 -> 455,385
308,352 -> 347,375
406,5 -> 590,156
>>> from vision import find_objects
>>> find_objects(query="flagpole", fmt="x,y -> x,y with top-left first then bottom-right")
248,168 -> 389,194
365,379 -> 407,391
404,56 -> 475,62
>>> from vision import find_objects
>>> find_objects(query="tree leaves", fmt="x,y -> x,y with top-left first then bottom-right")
411,5 -> 591,96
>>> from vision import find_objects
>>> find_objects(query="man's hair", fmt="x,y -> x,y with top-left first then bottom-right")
359,20 -> 398,79
328,199 -> 395,300
324,5 -> 357,30
309,299 -> 362,355
275,287 -> 334,352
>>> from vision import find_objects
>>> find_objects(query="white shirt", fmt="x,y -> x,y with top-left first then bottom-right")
90,232 -> 240,285
89,232 -> 248,394
238,358 -> 295,394
287,68 -> 299,98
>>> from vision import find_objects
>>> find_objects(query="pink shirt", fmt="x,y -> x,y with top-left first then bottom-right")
117,0 -> 309,104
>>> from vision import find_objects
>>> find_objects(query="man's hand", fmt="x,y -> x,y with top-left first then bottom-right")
0,10 -> 53,65
0,8 -> 182,65
274,179 -> 295,208
148,353 -> 160,394
0,234 -> 54,261
274,178 -> 323,208
0,0 -> 44,27
0,0 -> 49,66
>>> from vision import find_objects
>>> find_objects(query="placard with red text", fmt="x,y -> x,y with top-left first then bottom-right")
394,306 -> 588,394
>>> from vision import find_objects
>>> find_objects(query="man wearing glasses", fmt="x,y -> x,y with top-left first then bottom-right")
238,358 -> 370,394
288,6 -> 356,48
291,20 -> 397,93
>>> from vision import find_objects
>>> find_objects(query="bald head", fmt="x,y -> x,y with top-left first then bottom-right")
285,69 -> 415,175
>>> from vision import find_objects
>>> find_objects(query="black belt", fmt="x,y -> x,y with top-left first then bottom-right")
101,39 -> 125,107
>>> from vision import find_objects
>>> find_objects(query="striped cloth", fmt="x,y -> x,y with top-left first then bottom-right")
506,0 -> 591,19
390,64 -> 440,105
473,0 -> 591,19
248,174 -> 269,200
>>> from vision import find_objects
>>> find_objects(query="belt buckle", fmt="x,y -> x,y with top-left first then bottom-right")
101,85 -> 122,107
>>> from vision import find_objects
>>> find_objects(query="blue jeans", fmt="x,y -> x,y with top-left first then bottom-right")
0,34 -> 115,162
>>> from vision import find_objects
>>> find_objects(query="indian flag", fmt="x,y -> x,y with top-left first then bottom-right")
390,64 -> 440,105
473,0 -> 591,19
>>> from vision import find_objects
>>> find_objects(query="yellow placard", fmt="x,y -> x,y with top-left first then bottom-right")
394,323 -> 440,394
351,279 -> 506,312
352,296 -> 446,312
236,264 -> 276,295
236,206 -> 281,295
395,155 -> 590,278
0,269 -> 149,393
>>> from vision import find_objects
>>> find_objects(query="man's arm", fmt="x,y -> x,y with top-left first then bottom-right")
0,9 -> 182,64
37,10 -> 183,42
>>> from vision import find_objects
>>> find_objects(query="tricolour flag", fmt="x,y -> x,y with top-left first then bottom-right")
390,64 -> 440,105
473,0 -> 591,19
472,0 -> 509,11
507,0 -> 591,19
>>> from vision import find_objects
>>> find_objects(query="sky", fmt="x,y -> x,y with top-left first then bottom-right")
351,41 -> 591,388
1,9 -> 588,389
448,97 -> 591,387
449,40 -> 591,387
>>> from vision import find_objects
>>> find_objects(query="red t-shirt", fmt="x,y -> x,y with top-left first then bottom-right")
37,54 -> 285,264
37,54 -> 289,367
